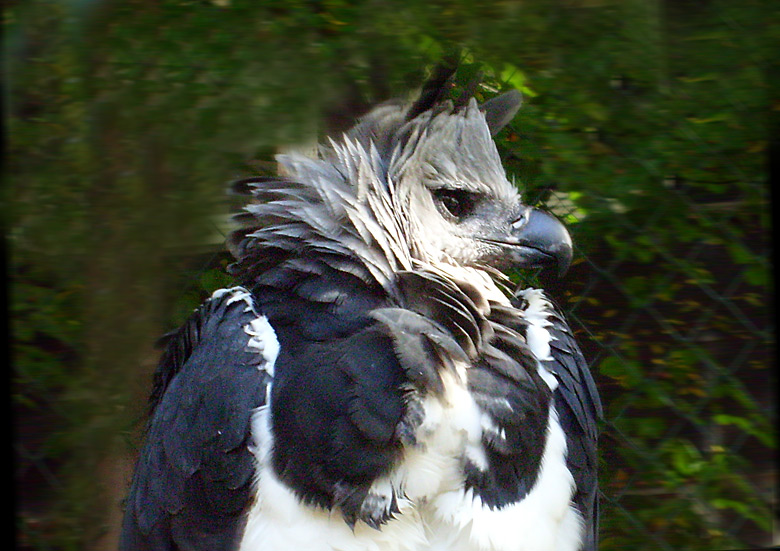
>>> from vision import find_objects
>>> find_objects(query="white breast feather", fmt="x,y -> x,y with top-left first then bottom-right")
238,283 -> 581,551
517,288 -> 559,391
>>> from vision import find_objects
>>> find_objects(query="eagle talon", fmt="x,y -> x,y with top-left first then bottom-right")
357,486 -> 399,530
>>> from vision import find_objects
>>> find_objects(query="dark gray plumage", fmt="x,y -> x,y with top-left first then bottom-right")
120,74 -> 601,551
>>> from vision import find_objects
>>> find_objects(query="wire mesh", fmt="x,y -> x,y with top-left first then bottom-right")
9,5 -> 774,546
529,183 -> 774,550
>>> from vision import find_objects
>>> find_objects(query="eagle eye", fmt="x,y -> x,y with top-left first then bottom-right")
433,188 -> 477,220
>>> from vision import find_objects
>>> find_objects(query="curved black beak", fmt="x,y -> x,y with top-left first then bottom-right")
508,207 -> 573,277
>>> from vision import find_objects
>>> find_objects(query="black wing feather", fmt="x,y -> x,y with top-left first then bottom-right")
544,305 -> 603,551
120,289 -> 271,551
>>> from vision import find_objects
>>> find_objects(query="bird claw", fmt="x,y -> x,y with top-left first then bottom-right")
358,487 -> 400,530
334,480 -> 400,531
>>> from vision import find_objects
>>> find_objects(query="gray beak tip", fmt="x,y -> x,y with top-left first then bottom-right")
512,208 -> 573,277
557,242 -> 573,278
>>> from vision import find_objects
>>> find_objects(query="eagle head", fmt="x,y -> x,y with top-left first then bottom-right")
389,93 -> 572,275
229,86 -> 572,289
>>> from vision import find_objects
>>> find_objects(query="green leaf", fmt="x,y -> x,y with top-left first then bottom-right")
500,63 -> 537,97
743,264 -> 768,288
198,268 -> 235,295
713,414 -> 776,448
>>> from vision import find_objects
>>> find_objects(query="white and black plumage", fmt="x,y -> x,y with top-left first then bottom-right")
120,75 -> 602,551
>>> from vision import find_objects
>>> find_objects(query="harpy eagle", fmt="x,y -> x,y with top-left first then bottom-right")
120,75 -> 602,551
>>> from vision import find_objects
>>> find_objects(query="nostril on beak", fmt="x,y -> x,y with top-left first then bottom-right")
511,207 -> 531,230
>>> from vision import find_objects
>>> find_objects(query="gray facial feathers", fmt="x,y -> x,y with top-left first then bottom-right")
229,93 -> 522,291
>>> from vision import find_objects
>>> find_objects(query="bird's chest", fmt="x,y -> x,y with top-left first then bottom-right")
240,271 -> 580,551
239,378 -> 580,551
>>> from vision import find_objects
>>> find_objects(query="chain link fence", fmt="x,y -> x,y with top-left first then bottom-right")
16,143 -> 773,551
504,111 -> 774,550
557,190 -> 773,550
11,3 -> 774,549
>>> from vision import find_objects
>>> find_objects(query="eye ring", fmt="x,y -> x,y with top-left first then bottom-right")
433,188 -> 476,219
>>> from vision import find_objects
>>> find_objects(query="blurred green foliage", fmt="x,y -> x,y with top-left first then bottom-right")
7,0 -> 774,549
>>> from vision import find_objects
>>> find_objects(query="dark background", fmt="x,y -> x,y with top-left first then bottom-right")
7,1 -> 775,549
